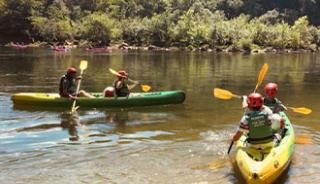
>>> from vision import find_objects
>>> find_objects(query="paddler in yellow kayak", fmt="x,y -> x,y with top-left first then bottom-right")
59,67 -> 94,99
264,82 -> 287,113
241,83 -> 286,138
233,93 -> 284,149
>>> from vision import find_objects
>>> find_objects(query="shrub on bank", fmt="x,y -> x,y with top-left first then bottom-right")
79,13 -> 121,45
2,0 -> 320,52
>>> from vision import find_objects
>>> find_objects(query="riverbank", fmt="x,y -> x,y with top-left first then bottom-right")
3,40 -> 319,54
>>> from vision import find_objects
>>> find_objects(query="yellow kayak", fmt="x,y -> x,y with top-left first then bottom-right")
234,112 -> 295,184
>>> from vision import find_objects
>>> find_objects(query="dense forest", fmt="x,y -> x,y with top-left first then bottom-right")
1,0 -> 320,51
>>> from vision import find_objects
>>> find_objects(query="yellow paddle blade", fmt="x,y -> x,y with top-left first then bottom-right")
109,68 -> 119,75
296,134 -> 312,144
213,88 -> 241,100
141,85 -> 151,92
71,105 -> 79,113
79,60 -> 88,70
289,107 -> 312,115
254,63 -> 269,92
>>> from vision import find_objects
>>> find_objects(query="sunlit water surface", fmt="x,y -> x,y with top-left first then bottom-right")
0,48 -> 319,183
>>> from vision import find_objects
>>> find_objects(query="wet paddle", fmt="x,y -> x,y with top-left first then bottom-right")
108,68 -> 151,92
71,60 -> 88,112
254,63 -> 269,93
296,134 -> 313,144
213,88 -> 241,100
214,89 -> 312,115
288,107 -> 312,115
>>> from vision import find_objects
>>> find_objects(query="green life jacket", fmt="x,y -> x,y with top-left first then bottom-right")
246,110 -> 274,144
114,79 -> 129,97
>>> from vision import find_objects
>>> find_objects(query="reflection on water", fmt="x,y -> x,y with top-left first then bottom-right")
60,112 -> 80,141
0,48 -> 320,183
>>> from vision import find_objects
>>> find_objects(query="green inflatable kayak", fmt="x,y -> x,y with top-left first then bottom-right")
11,90 -> 186,108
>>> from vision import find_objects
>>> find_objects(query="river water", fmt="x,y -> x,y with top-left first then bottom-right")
0,48 -> 319,184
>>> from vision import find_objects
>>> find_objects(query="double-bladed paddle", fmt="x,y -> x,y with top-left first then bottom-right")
108,68 -> 151,92
71,60 -> 88,112
213,88 -> 312,114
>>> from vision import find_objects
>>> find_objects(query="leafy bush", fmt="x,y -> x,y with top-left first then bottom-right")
79,12 -> 120,45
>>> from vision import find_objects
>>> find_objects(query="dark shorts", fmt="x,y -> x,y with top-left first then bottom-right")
60,92 -> 77,98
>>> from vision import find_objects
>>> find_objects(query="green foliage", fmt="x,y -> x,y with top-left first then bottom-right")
30,16 -> 75,42
0,0 -> 320,51
172,7 -> 214,47
120,18 -> 148,45
47,0 -> 70,20
79,12 -> 120,44
0,0 -> 44,35
146,12 -> 175,46
290,16 -> 312,48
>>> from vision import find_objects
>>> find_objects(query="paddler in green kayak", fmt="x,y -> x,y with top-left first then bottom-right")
233,93 -> 284,149
264,82 -> 287,113
113,70 -> 139,97
59,67 -> 94,99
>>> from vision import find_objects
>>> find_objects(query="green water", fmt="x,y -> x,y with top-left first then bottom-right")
0,48 -> 319,183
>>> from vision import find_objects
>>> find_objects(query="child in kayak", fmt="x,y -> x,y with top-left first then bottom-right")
59,67 -> 94,99
233,93 -> 282,148
112,70 -> 139,97
264,83 -> 287,113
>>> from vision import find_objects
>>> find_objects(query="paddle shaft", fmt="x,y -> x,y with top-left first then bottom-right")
71,69 -> 84,112
227,141 -> 234,154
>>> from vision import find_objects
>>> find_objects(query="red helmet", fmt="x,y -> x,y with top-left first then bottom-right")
103,87 -> 114,97
117,70 -> 128,79
265,83 -> 278,98
67,67 -> 77,75
248,93 -> 263,110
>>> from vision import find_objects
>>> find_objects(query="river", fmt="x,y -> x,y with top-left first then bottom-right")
0,48 -> 319,183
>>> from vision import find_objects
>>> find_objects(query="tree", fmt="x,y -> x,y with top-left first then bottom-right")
79,12 -> 121,45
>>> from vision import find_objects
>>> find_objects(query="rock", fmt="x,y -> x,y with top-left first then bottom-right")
119,42 -> 129,49
148,45 -> 160,50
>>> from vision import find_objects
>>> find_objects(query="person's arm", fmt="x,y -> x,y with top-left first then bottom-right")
115,80 -> 123,89
242,95 -> 248,109
233,116 -> 249,141
279,103 -> 288,111
233,130 -> 243,141
128,79 -> 139,90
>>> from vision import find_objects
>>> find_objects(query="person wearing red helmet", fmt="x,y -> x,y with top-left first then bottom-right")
233,93 -> 281,148
112,70 -> 139,97
59,67 -> 94,99
264,83 -> 287,113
